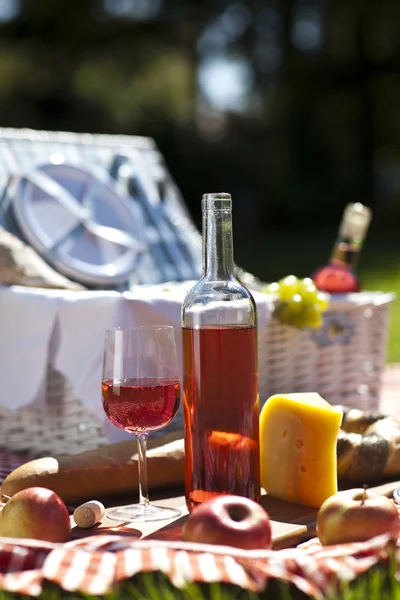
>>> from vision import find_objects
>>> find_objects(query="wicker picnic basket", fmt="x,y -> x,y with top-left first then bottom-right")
1,289 -> 393,459
258,291 -> 394,412
0,127 -> 201,458
0,128 -> 394,457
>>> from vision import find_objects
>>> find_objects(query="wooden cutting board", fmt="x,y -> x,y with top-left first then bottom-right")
71,480 -> 400,549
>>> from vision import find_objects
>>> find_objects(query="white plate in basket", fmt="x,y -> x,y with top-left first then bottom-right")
10,161 -> 148,287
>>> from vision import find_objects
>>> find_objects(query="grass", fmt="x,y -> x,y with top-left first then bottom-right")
235,227 -> 400,362
0,559 -> 399,600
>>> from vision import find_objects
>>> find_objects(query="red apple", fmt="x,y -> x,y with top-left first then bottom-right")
182,495 -> 272,550
317,488 -> 400,546
0,487 -> 71,543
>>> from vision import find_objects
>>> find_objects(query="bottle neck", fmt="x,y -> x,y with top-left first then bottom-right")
329,236 -> 362,270
330,202 -> 371,271
202,206 -> 235,279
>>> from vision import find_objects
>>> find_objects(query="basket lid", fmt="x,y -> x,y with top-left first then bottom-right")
6,160 -> 148,287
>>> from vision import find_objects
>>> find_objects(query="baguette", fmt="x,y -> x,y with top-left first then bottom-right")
1,432 -> 185,505
5,405 -> 400,500
336,406 -> 400,482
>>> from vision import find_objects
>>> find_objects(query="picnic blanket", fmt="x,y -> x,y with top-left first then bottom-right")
0,531 -> 397,598
0,455 -> 397,598
0,452 -> 398,598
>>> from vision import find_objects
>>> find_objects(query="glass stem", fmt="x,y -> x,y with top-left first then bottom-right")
137,434 -> 150,512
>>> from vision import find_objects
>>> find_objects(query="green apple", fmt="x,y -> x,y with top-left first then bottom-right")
317,488 -> 400,546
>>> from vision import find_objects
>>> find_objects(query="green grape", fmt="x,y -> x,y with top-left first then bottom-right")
302,277 -> 314,287
263,282 -> 280,294
276,303 -> 292,325
278,275 -> 299,301
315,291 -> 329,312
303,306 -> 323,329
291,315 -> 306,329
312,314 -> 323,329
298,282 -> 318,305
277,295 -> 305,327
287,293 -> 303,315
275,276 -> 328,330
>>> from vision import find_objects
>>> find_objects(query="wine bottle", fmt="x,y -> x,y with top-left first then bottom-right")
312,203 -> 372,294
181,193 -> 261,511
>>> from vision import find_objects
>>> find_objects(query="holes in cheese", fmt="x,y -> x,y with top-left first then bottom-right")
260,393 -> 343,508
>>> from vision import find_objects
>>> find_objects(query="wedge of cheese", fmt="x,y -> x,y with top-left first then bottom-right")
260,393 -> 343,508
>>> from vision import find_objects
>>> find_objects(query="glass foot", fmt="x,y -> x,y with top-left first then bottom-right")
107,503 -> 181,523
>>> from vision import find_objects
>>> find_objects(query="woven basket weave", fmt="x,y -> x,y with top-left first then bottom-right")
0,366 -> 108,458
258,291 -> 394,412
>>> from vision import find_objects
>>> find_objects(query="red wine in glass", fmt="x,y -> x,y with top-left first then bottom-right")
102,377 -> 180,433
102,326 -> 181,523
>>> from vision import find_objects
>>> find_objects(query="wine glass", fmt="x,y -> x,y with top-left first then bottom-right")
101,326 -> 181,522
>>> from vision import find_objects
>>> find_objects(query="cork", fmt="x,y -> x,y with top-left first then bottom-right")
73,500 -> 105,529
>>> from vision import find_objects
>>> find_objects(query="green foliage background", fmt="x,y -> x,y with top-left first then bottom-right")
0,0 -> 399,358
1,1 -> 400,225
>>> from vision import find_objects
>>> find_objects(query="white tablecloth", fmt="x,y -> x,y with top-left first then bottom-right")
0,282 -> 274,443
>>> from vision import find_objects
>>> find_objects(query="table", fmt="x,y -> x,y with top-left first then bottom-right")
69,477 -> 400,551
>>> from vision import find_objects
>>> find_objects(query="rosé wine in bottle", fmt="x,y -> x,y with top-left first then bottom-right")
182,193 -> 261,511
312,203 -> 372,294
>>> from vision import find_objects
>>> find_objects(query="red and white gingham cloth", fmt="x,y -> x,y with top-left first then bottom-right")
0,453 -> 398,598
0,532 -> 396,598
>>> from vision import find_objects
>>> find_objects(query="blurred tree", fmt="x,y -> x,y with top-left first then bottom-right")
0,0 -> 398,229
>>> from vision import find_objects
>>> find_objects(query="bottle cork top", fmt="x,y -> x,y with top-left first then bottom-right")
339,203 -> 372,241
202,193 -> 232,211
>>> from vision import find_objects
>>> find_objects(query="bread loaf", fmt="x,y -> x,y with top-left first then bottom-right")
1,432 -> 184,504
336,406 -> 400,482
4,404 -> 400,500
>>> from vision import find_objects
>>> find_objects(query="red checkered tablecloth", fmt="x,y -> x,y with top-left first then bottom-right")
0,532 -> 396,598
0,451 -> 398,597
